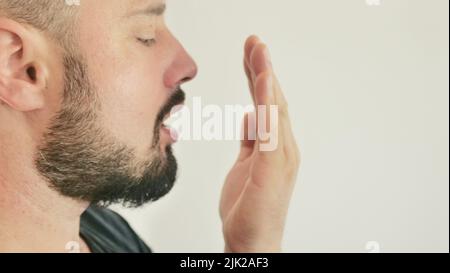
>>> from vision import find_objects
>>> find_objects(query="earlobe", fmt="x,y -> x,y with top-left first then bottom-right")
0,18 -> 48,112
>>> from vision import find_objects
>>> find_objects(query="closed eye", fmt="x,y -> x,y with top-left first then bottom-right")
137,37 -> 156,47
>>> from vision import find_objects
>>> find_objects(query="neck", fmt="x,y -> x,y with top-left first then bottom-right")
0,149 -> 90,253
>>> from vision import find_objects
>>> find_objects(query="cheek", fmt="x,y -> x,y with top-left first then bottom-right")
94,60 -> 166,153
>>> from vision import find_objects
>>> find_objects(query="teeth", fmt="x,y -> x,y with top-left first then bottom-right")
163,109 -> 181,127
161,104 -> 185,132
161,114 -> 181,141
163,115 -> 175,128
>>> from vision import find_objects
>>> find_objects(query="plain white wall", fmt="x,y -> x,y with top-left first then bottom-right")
113,0 -> 449,253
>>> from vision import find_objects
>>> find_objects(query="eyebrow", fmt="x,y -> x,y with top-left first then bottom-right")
126,3 -> 166,18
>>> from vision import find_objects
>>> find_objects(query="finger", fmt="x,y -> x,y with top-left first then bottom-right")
252,44 -> 290,147
250,41 -> 294,158
249,41 -> 288,121
244,35 -> 260,104
250,42 -> 272,81
254,70 -> 281,154
272,74 -> 289,119
249,43 -> 283,153
245,35 -> 260,71
238,112 -> 256,161
244,58 -> 255,105
270,67 -> 299,165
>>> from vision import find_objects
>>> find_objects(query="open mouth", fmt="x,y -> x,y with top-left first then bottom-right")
154,88 -> 186,145
160,105 -> 183,134
157,89 -> 186,125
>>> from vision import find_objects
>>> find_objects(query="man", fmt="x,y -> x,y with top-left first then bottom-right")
0,0 -> 300,253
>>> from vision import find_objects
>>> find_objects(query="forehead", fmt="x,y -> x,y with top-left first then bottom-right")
78,0 -> 166,20
74,0 -> 166,52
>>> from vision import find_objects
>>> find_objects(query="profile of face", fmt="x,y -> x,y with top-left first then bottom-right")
26,0 -> 198,207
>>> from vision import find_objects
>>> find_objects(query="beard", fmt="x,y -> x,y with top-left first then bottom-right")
35,52 -> 184,208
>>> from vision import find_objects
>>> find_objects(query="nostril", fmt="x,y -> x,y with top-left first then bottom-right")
180,76 -> 192,85
27,66 -> 37,82
180,77 -> 189,84
178,63 -> 197,85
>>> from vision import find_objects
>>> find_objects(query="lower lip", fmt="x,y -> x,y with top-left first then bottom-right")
160,125 -> 178,144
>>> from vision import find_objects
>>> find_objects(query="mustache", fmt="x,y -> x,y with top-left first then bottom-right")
155,87 -> 186,128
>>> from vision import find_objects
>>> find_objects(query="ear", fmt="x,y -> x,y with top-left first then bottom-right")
0,18 -> 48,112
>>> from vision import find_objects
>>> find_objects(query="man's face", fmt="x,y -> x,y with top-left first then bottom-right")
36,0 -> 197,207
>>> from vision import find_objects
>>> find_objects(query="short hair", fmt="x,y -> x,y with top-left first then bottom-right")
0,0 -> 76,49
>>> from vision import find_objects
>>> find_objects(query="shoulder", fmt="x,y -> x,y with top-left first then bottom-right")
80,205 -> 152,253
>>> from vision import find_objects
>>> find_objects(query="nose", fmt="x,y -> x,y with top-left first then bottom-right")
163,37 -> 198,89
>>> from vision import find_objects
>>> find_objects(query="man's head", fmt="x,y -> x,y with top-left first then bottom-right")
0,0 -> 197,207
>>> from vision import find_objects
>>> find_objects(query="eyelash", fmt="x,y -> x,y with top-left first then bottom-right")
137,37 -> 156,47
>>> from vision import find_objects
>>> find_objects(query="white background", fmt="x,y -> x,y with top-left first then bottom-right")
114,0 -> 449,253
